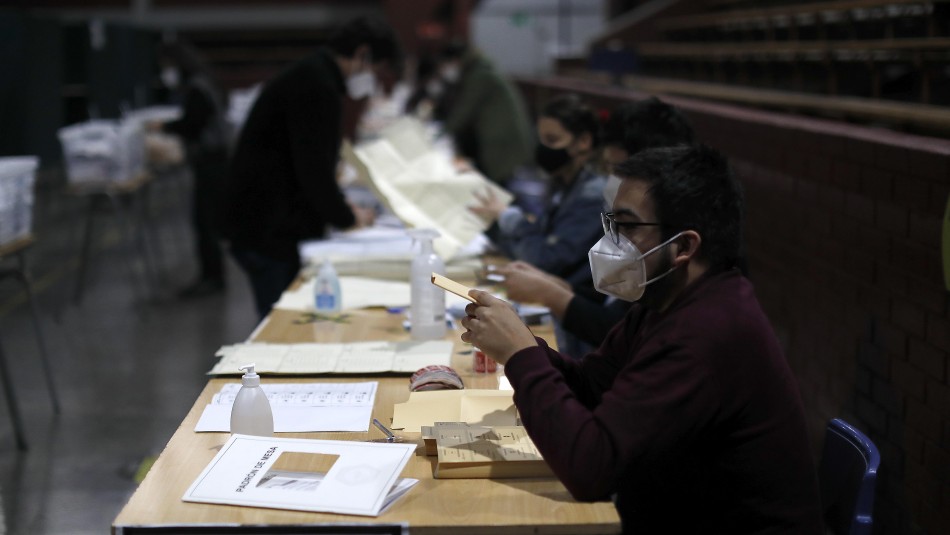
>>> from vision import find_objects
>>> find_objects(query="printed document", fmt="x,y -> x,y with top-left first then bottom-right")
207,340 -> 454,375
183,434 -> 418,516
194,382 -> 377,433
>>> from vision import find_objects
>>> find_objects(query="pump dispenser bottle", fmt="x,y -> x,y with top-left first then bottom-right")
313,258 -> 342,312
229,363 -> 274,436
408,228 -> 446,340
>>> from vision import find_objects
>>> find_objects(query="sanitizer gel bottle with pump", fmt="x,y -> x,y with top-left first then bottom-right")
313,258 -> 342,313
408,228 -> 446,340
229,363 -> 274,437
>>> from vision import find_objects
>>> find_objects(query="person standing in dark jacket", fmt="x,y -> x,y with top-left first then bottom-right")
223,17 -> 400,318
460,145 -> 823,534
151,42 -> 230,298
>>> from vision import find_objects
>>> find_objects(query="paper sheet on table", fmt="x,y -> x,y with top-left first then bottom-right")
207,340 -> 454,375
391,390 -> 517,433
299,226 -> 414,264
273,276 -> 477,312
298,226 -> 487,282
346,117 -> 512,260
182,434 -> 418,517
194,382 -> 378,432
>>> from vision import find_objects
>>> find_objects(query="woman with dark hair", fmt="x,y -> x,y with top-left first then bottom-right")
151,41 -> 230,298
470,93 -> 609,359
471,93 -> 608,287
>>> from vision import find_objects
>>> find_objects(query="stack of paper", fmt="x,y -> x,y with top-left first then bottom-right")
272,276 -> 476,312
428,424 -> 553,479
183,434 -> 418,516
208,340 -> 454,375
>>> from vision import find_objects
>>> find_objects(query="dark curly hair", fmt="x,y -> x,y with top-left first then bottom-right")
541,93 -> 602,147
327,16 -> 401,66
613,144 -> 744,271
602,97 -> 694,155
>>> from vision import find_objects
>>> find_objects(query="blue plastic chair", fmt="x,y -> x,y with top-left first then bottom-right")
819,418 -> 881,535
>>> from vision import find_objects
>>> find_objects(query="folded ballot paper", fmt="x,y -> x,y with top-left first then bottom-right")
183,434 -> 417,516
344,117 -> 512,261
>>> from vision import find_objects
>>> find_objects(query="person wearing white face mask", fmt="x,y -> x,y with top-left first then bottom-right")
148,42 -> 230,299
434,40 -> 533,185
223,16 -> 400,319
459,145 -> 822,534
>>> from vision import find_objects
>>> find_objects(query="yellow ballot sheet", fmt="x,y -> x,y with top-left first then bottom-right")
391,390 -> 517,432
345,117 -> 512,260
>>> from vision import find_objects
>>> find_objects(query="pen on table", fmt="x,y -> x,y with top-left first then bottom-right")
373,418 -> 397,442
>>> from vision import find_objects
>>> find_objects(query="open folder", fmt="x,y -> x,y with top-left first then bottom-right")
182,434 -> 417,516
391,390 -> 517,433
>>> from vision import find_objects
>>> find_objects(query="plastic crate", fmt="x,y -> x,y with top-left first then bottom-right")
58,119 -> 145,184
0,157 -> 37,246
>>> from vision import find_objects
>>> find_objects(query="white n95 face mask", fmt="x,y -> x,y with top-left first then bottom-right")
440,64 -> 460,83
160,67 -> 180,89
588,231 -> 683,302
346,70 -> 376,99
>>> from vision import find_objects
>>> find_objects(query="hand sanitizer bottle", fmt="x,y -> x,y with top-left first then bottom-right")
229,364 -> 274,436
408,228 -> 446,340
313,258 -> 341,313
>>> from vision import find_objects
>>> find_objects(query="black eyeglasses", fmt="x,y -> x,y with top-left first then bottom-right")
601,212 -> 660,245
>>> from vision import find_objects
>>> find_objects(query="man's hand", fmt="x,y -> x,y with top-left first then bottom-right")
460,289 -> 538,365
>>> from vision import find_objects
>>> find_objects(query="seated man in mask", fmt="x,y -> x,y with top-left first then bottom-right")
459,145 -> 822,534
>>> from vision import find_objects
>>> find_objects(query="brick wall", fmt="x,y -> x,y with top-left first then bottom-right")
519,78 -> 950,534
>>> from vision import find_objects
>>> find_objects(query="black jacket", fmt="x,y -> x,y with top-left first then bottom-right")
224,48 -> 355,261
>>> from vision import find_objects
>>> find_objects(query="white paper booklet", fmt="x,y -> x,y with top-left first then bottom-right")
182,434 -> 418,517
207,341 -> 454,376
194,382 -> 377,433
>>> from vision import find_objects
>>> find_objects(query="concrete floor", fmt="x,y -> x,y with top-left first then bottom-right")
0,170 -> 259,534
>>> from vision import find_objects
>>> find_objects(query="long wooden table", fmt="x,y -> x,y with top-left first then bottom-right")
112,307 -> 622,534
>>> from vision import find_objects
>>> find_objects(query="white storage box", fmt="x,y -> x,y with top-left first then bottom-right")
58,119 -> 145,184
0,157 -> 37,246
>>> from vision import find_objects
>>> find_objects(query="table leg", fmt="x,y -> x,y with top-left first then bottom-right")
15,253 -> 61,414
0,336 -> 27,450
73,195 -> 98,305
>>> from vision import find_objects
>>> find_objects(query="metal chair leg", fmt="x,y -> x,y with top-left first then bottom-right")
108,193 -> 153,299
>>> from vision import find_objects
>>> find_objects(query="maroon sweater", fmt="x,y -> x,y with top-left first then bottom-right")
505,269 -> 823,534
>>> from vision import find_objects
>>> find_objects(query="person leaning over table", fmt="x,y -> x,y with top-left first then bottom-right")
222,16 -> 400,318
498,97 -> 697,349
460,145 -> 823,534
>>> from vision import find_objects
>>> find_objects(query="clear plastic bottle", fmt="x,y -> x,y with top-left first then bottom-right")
229,364 -> 274,437
408,228 -> 446,340
313,258 -> 342,313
